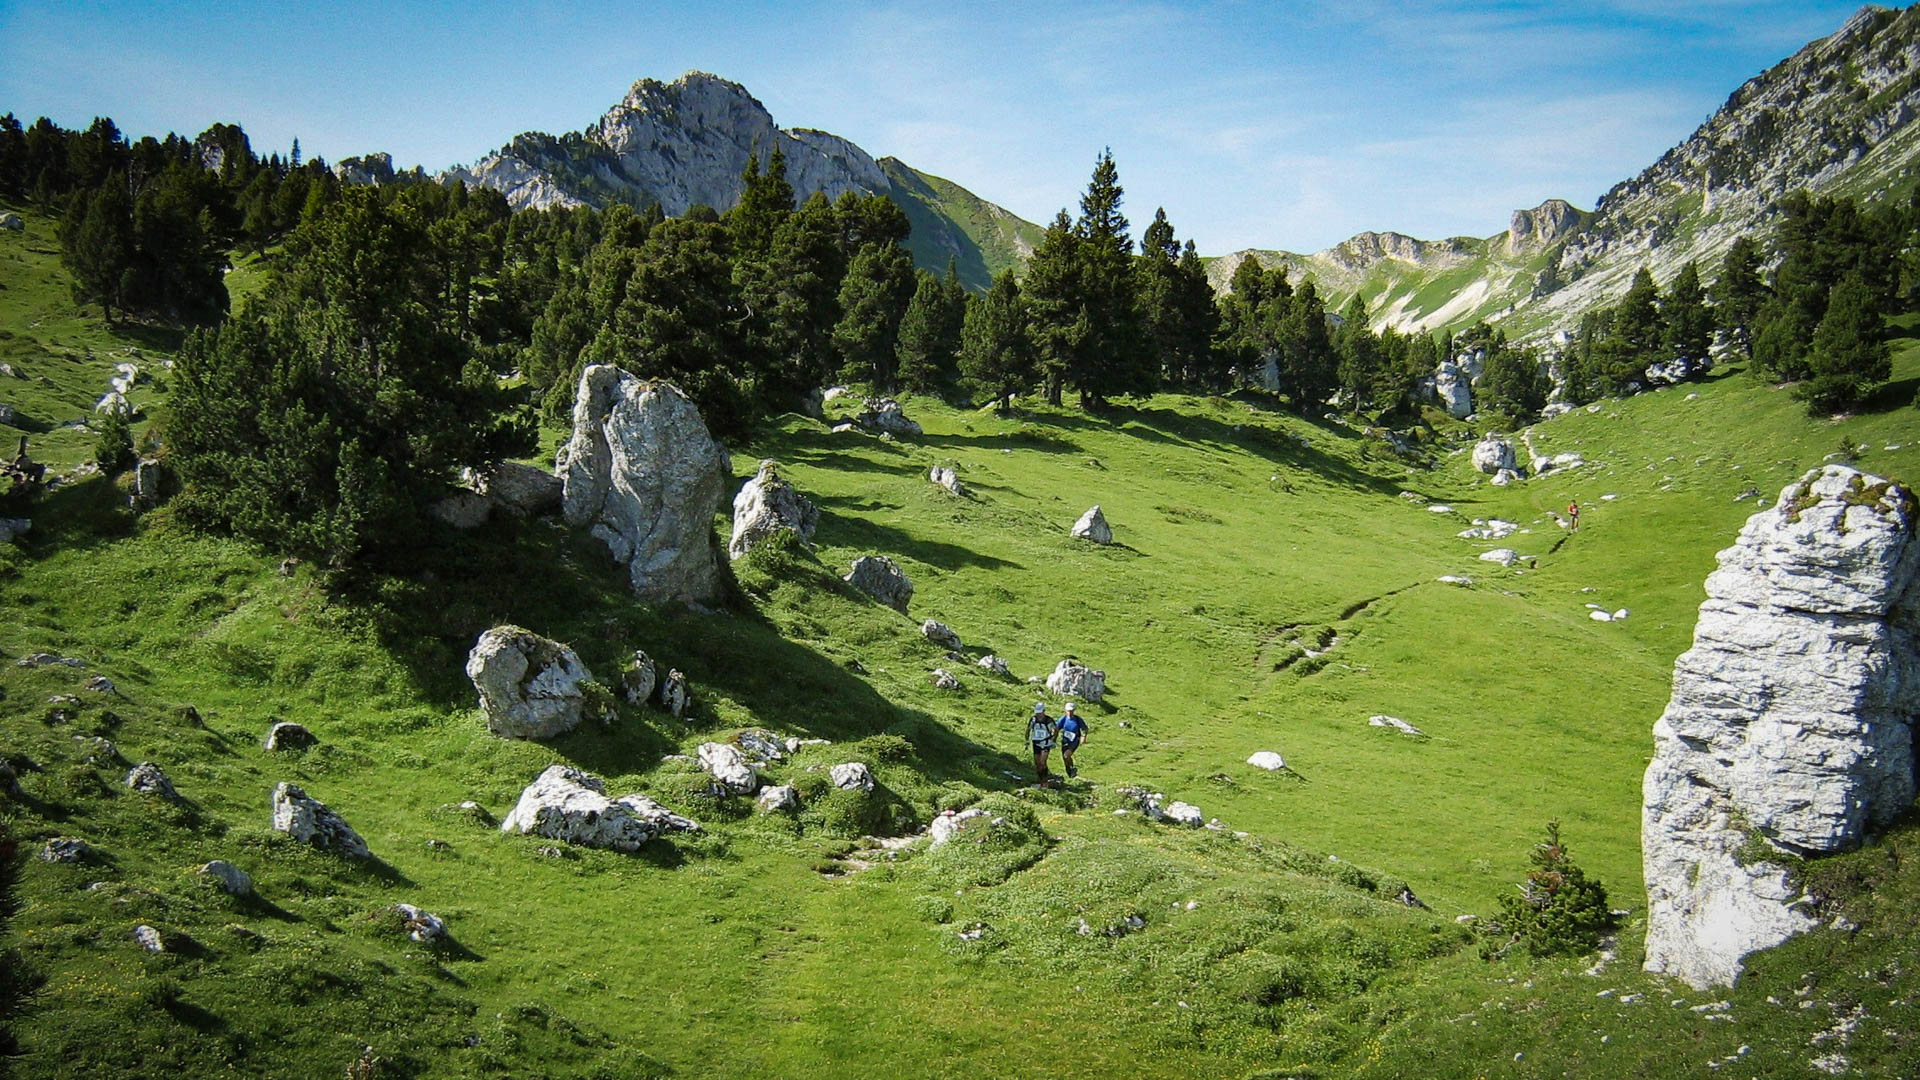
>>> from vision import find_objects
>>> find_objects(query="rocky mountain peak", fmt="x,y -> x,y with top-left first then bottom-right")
1321,231 -> 1473,272
1505,198 -> 1583,255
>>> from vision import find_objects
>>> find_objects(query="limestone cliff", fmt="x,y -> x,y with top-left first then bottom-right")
1642,465 -> 1919,989
431,71 -> 1037,289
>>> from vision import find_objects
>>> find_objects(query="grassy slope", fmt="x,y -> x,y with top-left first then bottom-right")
882,158 -> 1043,291
4,201 -> 1920,1078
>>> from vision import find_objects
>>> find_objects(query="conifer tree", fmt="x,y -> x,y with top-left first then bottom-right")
833,242 -> 916,390
62,177 -> 135,322
1021,210 -> 1085,407
959,269 -> 1035,407
896,268 -> 965,393
1068,149 -> 1150,406
1797,272 -> 1889,413
1714,236 -> 1768,358
1660,261 -> 1714,364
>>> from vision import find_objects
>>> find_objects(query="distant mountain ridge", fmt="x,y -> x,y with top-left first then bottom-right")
434,72 -> 1040,289
1210,4 -> 1920,341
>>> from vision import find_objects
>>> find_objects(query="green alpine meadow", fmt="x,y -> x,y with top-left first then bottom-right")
4,5 -> 1920,1079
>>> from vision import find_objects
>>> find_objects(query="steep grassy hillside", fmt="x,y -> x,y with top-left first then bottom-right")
4,201 -> 1920,1078
882,158 -> 1043,291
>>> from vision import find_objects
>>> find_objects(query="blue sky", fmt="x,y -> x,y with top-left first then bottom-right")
0,0 -> 1876,254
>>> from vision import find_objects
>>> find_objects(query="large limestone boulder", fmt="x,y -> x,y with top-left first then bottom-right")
855,398 -> 922,436
558,365 -> 731,605
499,765 -> 697,851
1642,466 -> 1919,989
465,626 -> 599,739
1071,505 -> 1113,544
729,459 -> 818,559
272,783 -> 369,858
1046,660 -> 1106,702
844,555 -> 913,612
469,461 -> 564,517
697,742 -> 759,794
1433,363 -> 1472,419
1471,435 -> 1516,475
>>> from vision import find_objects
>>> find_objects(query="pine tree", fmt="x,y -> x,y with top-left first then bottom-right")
1797,272 -> 1890,414
959,270 -> 1035,407
1494,821 -> 1613,956
896,269 -> 965,392
170,189 -> 530,565
1276,279 -> 1335,410
1660,261 -> 1713,365
62,177 -> 135,322
1021,211 -> 1085,407
1714,236 -> 1768,358
1480,343 -> 1550,423
833,242 -> 916,390
1068,149 -> 1150,407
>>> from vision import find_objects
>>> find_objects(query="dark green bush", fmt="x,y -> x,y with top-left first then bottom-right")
1493,820 -> 1613,955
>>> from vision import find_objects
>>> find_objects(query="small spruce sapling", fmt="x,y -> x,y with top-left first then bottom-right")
93,408 -> 134,474
1493,820 -> 1613,955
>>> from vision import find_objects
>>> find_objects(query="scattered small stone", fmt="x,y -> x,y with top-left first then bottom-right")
928,465 -> 965,496
844,555 -> 914,613
199,860 -> 253,896
1590,610 -> 1614,622
930,668 -> 960,690
1071,505 -> 1113,545
263,722 -> 317,751
658,668 -> 691,718
921,619 -> 963,651
756,784 -> 800,813
830,762 -> 875,793
271,782 -> 369,858
392,903 -> 447,942
1163,802 -> 1204,827
1368,715 -> 1425,737
1247,751 -> 1286,771
697,742 -> 759,794
41,837 -> 91,863
1437,574 -> 1474,586
17,653 -> 84,669
976,654 -> 1011,676
125,762 -> 178,800
1478,548 -> 1520,566
1428,504 -> 1454,514
1046,659 -> 1106,702
622,649 -> 658,706
133,925 -> 165,953
82,675 -> 115,693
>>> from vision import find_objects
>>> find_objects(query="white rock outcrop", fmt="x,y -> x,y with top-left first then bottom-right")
844,555 -> 913,612
1071,505 -> 1113,545
729,459 -> 818,559
622,649 -> 658,705
921,619 -> 964,651
465,626 -> 599,739
697,742 -> 760,794
830,762 -> 875,792
272,783 -> 369,858
559,366 -> 731,605
1247,751 -> 1287,771
1046,660 -> 1106,702
500,765 -> 695,851
1643,466 -> 1919,990
855,398 -> 922,436
756,784 -> 800,813
929,465 -> 964,495
1433,363 -> 1472,419
1472,435 -> 1517,475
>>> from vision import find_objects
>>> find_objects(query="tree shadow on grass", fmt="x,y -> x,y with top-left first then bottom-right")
347,515 -> 1033,798
811,494 -> 1021,572
2,473 -> 140,560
